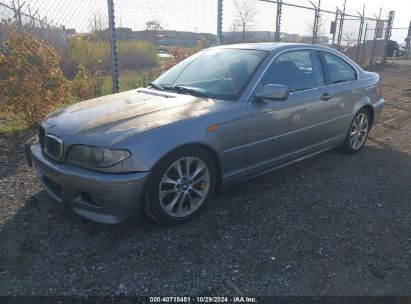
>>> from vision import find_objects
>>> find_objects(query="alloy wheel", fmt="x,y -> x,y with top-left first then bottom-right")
350,112 -> 369,150
159,157 -> 210,217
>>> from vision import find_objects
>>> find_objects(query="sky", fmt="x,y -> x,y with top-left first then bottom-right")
1,0 -> 409,42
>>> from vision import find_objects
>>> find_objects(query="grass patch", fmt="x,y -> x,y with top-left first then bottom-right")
0,112 -> 29,138
0,95 -> 78,138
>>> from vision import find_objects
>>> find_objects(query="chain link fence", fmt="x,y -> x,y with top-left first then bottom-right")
222,0 -> 277,44
0,0 -> 407,98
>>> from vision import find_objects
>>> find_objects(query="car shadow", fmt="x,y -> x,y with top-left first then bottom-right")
1,144 -> 411,295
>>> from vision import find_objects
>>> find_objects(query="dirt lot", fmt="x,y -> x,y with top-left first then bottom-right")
0,60 -> 411,296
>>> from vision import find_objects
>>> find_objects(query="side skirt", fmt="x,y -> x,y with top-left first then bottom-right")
220,143 -> 341,190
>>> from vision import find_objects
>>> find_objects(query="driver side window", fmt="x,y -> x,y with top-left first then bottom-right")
260,50 -> 325,92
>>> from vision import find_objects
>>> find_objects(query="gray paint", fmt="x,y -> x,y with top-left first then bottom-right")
31,43 -> 384,223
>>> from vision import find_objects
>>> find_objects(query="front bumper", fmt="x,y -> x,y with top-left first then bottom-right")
30,144 -> 149,224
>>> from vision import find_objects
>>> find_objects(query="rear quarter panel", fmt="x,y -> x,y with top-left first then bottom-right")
356,71 -> 382,125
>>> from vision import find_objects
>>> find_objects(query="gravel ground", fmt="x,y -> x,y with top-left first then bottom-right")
0,61 -> 411,296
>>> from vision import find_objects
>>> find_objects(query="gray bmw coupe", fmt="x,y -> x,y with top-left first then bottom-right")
29,43 -> 384,225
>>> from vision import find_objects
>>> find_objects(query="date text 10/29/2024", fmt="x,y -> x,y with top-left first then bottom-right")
149,296 -> 258,303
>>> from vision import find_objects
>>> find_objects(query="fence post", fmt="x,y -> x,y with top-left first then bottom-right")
217,0 -> 223,45
274,0 -> 282,42
331,9 -> 339,47
336,0 -> 346,51
355,5 -> 365,63
107,0 -> 119,93
361,22 -> 368,65
370,8 -> 382,66
382,11 -> 395,63
311,0 -> 321,44
406,21 -> 411,58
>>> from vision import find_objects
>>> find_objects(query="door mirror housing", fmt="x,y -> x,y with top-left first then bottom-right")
255,84 -> 289,101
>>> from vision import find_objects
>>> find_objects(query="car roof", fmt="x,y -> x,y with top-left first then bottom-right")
208,42 -> 314,52
206,42 -> 364,77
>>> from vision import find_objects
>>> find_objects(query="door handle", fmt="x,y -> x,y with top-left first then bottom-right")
321,93 -> 334,101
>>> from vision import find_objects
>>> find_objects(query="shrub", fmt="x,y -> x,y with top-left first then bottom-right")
70,66 -> 103,100
0,31 -> 68,126
61,35 -> 109,77
117,40 -> 158,70
61,36 -> 159,77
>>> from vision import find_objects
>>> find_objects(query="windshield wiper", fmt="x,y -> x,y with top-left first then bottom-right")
148,82 -> 165,91
161,85 -> 209,98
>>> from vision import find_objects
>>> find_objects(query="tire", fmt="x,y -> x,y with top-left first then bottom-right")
144,146 -> 216,226
341,109 -> 371,154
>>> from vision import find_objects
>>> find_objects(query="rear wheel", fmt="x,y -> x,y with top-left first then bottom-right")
144,146 -> 216,226
341,109 -> 370,154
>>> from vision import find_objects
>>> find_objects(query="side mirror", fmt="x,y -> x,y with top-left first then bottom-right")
254,84 -> 289,101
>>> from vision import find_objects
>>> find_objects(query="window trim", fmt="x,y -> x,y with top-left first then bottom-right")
258,49 -> 326,93
247,47 -> 360,101
319,50 -> 358,85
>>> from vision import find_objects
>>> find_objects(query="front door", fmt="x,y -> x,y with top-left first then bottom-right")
246,49 -> 344,172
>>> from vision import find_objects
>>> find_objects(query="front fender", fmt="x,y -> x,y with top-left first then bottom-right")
115,104 -> 248,174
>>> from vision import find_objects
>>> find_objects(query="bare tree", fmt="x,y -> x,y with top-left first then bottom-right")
342,31 -> 355,47
10,0 -> 25,27
88,12 -> 108,41
230,21 -> 240,43
232,0 -> 259,42
306,14 -> 326,40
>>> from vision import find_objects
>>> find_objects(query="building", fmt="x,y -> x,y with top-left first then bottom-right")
115,27 -> 216,48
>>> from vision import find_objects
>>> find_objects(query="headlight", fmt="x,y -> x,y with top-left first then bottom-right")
66,145 -> 130,168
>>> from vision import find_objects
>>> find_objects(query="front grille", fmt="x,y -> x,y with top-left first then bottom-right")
43,134 -> 63,159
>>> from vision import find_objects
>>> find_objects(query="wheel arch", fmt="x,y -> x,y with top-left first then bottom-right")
359,105 -> 375,129
353,98 -> 375,130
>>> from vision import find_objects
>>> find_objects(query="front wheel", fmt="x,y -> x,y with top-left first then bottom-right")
341,109 -> 370,154
144,146 -> 216,226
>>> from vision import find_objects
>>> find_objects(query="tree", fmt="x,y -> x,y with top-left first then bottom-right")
88,12 -> 108,41
306,13 -> 326,42
342,31 -> 356,47
89,12 -> 107,32
232,0 -> 259,42
230,20 -> 242,43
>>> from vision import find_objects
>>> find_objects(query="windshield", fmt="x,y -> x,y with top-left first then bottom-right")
152,48 -> 267,100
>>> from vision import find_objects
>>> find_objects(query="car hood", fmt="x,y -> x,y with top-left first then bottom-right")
42,88 -> 227,146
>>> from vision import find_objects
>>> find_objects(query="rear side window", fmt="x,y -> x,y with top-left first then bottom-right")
321,52 -> 357,84
260,50 -> 325,92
